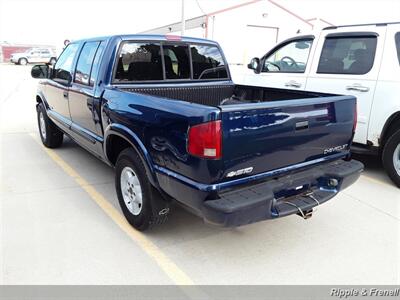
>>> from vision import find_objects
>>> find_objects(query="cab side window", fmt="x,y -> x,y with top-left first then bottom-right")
74,42 -> 100,86
317,35 -> 377,74
90,42 -> 106,86
262,39 -> 313,73
53,43 -> 79,85
395,32 -> 400,65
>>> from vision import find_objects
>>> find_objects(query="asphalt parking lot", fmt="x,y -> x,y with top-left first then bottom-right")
0,63 -> 399,285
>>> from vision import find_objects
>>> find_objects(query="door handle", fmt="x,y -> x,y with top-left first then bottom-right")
346,84 -> 370,92
63,91 -> 68,98
284,80 -> 302,88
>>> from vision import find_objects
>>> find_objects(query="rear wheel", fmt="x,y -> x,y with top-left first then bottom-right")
18,58 -> 28,65
115,148 -> 169,231
37,102 -> 63,148
382,129 -> 400,187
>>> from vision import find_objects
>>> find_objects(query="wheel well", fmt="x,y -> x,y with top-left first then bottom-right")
106,135 -> 132,166
36,95 -> 43,104
381,113 -> 400,147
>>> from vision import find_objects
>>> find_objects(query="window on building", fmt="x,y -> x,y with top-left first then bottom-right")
317,35 -> 377,74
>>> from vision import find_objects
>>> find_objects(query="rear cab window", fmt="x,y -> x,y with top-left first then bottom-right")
317,34 -> 377,75
163,44 -> 191,79
191,44 -> 228,79
115,42 -> 163,81
113,40 -> 229,83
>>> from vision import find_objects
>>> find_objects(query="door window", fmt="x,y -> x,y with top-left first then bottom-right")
75,41 -> 100,86
262,39 -> 313,73
162,44 -> 190,79
89,41 -> 106,86
53,43 -> 79,85
317,36 -> 377,74
395,32 -> 400,65
190,44 -> 228,79
114,42 -> 163,81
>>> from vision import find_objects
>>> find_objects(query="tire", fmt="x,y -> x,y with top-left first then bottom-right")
382,129 -> 400,187
49,58 -> 57,65
18,58 -> 28,65
37,102 -> 63,148
115,148 -> 169,231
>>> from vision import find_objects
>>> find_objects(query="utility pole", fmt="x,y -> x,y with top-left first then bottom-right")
181,0 -> 185,36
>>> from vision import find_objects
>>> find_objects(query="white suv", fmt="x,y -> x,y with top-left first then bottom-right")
10,48 -> 57,65
244,22 -> 400,187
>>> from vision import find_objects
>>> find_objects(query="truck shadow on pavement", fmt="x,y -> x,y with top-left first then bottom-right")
55,137 -> 394,252
57,137 -> 305,243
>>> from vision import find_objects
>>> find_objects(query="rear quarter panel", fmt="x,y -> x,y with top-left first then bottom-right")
101,88 -> 224,183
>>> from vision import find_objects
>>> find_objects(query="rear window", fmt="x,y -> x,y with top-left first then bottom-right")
163,44 -> 190,79
115,42 -> 163,81
114,41 -> 228,82
396,32 -> 400,64
191,45 -> 228,79
317,36 -> 377,75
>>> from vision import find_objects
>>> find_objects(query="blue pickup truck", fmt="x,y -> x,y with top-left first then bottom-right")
31,34 -> 363,230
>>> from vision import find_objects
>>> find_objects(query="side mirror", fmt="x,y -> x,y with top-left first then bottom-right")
31,64 -> 49,79
247,57 -> 260,73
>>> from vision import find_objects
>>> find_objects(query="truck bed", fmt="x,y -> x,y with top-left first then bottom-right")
118,83 -> 329,107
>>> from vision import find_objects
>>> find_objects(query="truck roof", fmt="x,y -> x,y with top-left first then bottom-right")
323,21 -> 400,30
72,34 -> 219,45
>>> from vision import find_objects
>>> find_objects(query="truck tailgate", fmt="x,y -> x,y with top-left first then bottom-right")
219,96 -> 356,179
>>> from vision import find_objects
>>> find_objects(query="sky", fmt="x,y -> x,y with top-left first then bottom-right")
0,0 -> 399,47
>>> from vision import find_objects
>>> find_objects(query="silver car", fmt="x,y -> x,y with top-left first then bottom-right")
10,48 -> 57,65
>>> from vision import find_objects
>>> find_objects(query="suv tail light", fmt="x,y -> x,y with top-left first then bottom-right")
188,120 -> 222,159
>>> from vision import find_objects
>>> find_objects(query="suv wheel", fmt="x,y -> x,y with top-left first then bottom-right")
382,129 -> 400,187
115,148 -> 169,231
37,102 -> 63,148
18,58 -> 28,65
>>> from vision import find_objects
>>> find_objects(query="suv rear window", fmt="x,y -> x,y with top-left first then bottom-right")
317,36 -> 377,75
395,32 -> 400,64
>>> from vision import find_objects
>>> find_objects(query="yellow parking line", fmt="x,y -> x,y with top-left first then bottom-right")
29,133 -> 194,285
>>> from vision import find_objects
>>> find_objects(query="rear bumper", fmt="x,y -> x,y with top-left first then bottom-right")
201,159 -> 363,227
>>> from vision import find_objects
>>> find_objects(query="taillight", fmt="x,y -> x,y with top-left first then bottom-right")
353,100 -> 357,133
188,120 -> 222,159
